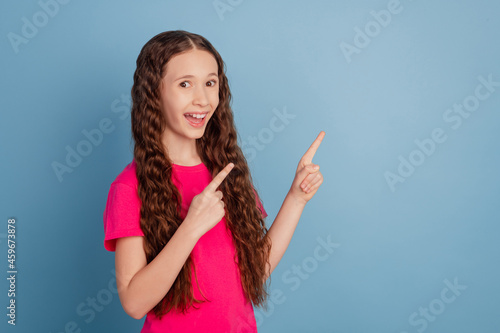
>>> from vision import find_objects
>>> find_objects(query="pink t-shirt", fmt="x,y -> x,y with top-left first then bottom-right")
103,160 -> 267,333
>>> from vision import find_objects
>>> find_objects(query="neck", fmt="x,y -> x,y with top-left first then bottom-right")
161,132 -> 202,166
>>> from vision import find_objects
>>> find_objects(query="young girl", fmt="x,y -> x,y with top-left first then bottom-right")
103,30 -> 324,332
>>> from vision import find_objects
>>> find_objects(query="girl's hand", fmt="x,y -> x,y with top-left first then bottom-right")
289,131 -> 325,205
184,163 -> 234,239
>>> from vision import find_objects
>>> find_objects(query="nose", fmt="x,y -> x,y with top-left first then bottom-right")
192,84 -> 209,107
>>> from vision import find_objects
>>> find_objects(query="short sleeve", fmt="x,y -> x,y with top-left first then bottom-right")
103,182 -> 144,252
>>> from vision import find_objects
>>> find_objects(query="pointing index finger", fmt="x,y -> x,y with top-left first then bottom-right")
205,163 -> 234,193
301,131 -> 325,164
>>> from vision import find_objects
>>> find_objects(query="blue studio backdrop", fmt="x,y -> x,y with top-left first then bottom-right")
1,0 -> 499,332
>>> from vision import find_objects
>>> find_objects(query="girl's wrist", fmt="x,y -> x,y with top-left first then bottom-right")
178,217 -> 203,243
286,190 -> 308,208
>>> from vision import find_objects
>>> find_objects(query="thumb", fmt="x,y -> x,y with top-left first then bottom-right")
295,164 -> 319,182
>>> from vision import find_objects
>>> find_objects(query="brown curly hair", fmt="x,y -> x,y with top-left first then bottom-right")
130,30 -> 272,319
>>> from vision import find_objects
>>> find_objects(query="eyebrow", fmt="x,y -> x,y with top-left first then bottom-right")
174,73 -> 218,81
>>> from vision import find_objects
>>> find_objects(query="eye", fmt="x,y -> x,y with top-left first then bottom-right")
206,80 -> 217,87
180,81 -> 191,88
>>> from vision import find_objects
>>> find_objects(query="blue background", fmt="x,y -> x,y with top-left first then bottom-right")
1,0 -> 499,332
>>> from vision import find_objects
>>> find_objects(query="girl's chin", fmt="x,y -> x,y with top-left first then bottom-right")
183,126 -> 207,140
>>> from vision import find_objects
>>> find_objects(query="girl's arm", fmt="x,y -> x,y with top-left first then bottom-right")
115,224 -> 199,319
264,131 -> 325,280
115,163 -> 234,319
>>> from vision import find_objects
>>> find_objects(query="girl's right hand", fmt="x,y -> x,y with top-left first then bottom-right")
183,162 -> 234,239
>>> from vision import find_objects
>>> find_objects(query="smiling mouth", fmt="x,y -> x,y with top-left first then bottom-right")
184,112 -> 208,127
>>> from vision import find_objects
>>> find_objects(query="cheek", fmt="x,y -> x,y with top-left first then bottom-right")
211,91 -> 220,108
161,92 -> 185,118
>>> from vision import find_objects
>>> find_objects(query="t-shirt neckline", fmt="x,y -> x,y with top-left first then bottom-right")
131,159 -> 207,173
172,162 -> 206,173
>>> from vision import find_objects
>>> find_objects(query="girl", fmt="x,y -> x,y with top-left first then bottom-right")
103,30 -> 324,332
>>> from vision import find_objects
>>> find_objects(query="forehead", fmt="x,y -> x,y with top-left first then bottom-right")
164,49 -> 218,79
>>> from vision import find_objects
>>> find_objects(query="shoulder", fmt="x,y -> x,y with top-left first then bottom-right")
105,160 -> 140,207
111,159 -> 138,189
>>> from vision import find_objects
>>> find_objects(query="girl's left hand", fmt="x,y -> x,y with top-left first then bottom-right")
289,131 -> 325,205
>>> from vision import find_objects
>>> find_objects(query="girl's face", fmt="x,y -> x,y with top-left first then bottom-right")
159,48 -> 219,143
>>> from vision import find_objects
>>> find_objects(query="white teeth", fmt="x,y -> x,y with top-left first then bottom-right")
186,113 -> 206,119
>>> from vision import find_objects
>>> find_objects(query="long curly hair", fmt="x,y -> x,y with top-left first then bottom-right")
130,30 -> 272,319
